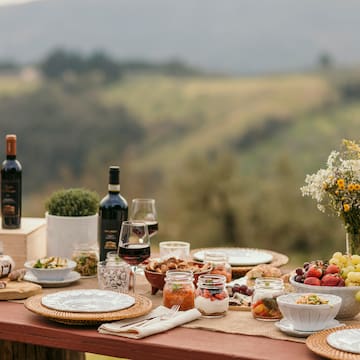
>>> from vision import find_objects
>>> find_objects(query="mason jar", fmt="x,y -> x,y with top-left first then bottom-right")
163,270 -> 195,311
71,244 -> 98,277
204,251 -> 232,283
251,277 -> 284,321
195,274 -> 229,318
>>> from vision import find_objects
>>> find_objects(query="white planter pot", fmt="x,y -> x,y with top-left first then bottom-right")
46,213 -> 98,258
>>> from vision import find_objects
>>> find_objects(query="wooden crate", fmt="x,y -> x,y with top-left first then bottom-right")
0,217 -> 46,269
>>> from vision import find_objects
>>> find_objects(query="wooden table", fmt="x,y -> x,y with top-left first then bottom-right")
0,301 -> 324,360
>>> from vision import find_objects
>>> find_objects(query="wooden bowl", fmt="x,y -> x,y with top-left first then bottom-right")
144,261 -> 212,295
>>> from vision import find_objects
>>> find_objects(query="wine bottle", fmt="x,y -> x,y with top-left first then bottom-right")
98,166 -> 128,261
1,134 -> 22,229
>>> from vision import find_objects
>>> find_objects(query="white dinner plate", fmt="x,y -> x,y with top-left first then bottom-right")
275,319 -> 343,338
327,329 -> 360,354
41,289 -> 136,313
193,248 -> 273,266
24,271 -> 81,288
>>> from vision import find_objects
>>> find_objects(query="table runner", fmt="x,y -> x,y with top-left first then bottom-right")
17,274 -> 360,344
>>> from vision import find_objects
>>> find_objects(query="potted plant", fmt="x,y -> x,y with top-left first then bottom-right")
45,188 -> 99,258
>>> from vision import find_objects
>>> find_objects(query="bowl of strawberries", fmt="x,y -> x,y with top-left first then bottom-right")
290,253 -> 360,319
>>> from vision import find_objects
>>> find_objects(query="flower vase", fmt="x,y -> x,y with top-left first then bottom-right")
346,231 -> 360,255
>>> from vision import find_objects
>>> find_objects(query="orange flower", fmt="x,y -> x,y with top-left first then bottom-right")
343,204 -> 351,212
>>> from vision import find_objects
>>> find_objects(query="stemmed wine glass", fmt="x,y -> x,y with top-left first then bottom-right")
130,199 -> 158,237
117,220 -> 151,293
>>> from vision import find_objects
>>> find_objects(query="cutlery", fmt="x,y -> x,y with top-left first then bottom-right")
118,305 -> 180,328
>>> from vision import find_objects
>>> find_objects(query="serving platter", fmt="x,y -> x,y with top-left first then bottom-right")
193,248 -> 273,266
25,293 -> 152,325
41,289 -> 135,313
191,248 -> 288,278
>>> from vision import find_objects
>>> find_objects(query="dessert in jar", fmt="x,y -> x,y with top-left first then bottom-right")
251,277 -> 284,321
72,244 -> 98,277
163,270 -> 195,311
204,251 -> 232,283
195,274 -> 229,318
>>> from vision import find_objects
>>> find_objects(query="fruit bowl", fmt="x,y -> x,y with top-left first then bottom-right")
290,276 -> 360,319
144,259 -> 212,295
277,293 -> 342,331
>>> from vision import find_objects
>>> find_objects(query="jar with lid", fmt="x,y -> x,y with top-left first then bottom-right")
163,270 -> 195,311
251,277 -> 284,321
204,251 -> 232,283
71,244 -> 98,277
195,274 -> 229,318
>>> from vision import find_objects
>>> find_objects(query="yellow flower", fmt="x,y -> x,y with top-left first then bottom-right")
343,203 -> 351,212
355,184 -> 360,191
348,183 -> 356,191
337,179 -> 345,190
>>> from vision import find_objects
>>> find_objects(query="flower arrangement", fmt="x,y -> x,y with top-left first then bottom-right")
301,140 -> 360,253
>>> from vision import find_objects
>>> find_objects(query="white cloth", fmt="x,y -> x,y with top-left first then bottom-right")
98,305 -> 201,339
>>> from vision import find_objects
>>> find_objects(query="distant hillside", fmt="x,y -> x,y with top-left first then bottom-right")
1,0 -> 360,74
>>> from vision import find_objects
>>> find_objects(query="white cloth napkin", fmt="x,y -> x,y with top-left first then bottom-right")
98,305 -> 201,339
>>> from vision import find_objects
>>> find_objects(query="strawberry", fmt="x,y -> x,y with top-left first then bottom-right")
304,277 -> 321,286
306,265 -> 323,279
325,264 -> 340,274
321,273 -> 340,286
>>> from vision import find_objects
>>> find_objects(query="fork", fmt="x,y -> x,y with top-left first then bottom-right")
118,305 -> 180,328
139,304 -> 180,327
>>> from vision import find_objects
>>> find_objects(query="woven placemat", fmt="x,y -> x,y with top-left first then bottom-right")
191,248 -> 289,278
24,293 -> 152,326
306,325 -> 360,360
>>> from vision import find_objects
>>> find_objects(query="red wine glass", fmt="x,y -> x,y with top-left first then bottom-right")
117,220 -> 150,293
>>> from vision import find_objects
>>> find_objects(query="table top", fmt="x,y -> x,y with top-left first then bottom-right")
0,301 -> 322,360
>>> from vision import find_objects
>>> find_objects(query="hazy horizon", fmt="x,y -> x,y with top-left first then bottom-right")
0,0 -> 360,75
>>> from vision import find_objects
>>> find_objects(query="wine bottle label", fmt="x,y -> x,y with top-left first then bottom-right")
108,184 -> 120,192
1,179 -> 20,217
103,229 -> 119,250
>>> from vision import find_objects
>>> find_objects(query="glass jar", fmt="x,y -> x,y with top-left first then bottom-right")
72,244 -> 98,277
251,278 -> 284,321
195,274 -> 229,318
204,251 -> 232,283
163,270 -> 195,311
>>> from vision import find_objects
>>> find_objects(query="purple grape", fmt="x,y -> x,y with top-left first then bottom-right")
245,288 -> 254,296
295,274 -> 304,283
295,267 -> 304,276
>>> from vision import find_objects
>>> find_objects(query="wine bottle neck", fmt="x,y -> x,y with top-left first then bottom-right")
108,184 -> 120,192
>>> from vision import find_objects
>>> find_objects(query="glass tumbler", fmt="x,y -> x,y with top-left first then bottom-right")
97,260 -> 131,293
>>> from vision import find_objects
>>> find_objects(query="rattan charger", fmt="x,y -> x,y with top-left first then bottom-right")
306,325 -> 360,360
25,293 -> 152,326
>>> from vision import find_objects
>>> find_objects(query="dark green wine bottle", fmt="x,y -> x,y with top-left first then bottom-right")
1,134 -> 22,229
98,166 -> 128,261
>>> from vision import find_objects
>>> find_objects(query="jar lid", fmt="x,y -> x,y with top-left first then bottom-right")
197,274 -> 226,288
165,270 -> 194,282
254,277 -> 284,289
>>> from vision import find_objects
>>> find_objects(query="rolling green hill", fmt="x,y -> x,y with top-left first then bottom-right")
1,68 -> 360,259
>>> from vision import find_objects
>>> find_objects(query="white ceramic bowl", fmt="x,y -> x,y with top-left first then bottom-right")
24,259 -> 76,281
290,276 -> 360,319
277,293 -> 342,331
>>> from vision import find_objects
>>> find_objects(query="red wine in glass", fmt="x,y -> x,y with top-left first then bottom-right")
118,244 -> 150,265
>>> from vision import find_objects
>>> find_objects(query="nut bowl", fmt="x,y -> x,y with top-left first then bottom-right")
290,276 -> 360,319
144,259 -> 212,294
277,293 -> 342,331
24,257 -> 76,281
